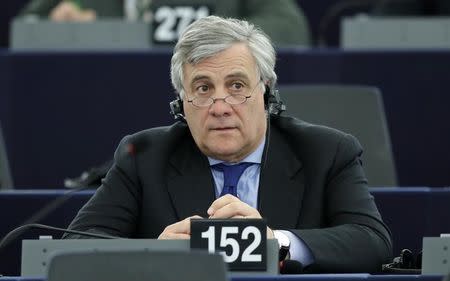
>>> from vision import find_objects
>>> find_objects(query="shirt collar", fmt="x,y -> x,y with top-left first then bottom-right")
207,137 -> 266,166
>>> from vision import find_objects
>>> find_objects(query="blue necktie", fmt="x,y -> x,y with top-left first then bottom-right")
212,162 -> 253,197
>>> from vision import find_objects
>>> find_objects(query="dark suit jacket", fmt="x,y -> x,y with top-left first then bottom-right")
65,115 -> 392,273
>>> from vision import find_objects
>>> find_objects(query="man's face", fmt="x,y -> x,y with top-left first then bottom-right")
182,43 -> 267,163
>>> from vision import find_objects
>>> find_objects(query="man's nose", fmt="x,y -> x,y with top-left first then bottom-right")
209,90 -> 232,116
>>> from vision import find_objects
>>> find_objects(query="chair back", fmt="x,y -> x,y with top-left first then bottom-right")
278,84 -> 397,186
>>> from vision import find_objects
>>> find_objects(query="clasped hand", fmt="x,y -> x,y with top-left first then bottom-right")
50,1 -> 96,22
158,194 -> 274,239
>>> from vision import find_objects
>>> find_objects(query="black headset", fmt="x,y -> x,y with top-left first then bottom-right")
169,85 -> 286,121
169,95 -> 185,121
382,249 -> 422,274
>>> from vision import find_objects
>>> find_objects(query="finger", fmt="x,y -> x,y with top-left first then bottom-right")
61,3 -> 87,21
158,233 -> 190,240
210,201 -> 261,219
173,215 -> 202,234
49,2 -> 67,20
189,215 -> 203,219
232,215 -> 245,219
185,215 -> 204,234
266,227 -> 275,239
159,215 -> 203,238
66,9 -> 87,21
78,9 -> 96,21
160,218 -> 190,237
207,194 -> 240,216
50,6 -> 67,21
50,2 -> 79,21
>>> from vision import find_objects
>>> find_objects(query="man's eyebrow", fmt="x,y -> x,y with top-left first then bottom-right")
189,72 -> 252,85
225,72 -> 251,80
190,75 -> 211,85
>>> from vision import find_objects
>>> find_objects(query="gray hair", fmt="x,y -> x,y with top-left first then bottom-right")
170,16 -> 277,99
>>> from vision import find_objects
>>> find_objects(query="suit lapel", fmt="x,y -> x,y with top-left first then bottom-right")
167,136 -> 216,220
166,121 -> 305,226
258,124 -> 305,229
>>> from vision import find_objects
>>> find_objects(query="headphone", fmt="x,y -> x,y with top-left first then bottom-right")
169,85 -> 286,121
169,95 -> 185,121
382,249 -> 422,274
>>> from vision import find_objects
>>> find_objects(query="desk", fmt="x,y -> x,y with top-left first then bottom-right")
1,188 -> 450,276
1,50 -> 450,187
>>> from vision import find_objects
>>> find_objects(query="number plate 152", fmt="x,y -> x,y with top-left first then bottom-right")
190,219 -> 267,271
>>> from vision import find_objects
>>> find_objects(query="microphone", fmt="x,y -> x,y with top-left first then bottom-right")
125,138 -> 149,156
0,141 -> 147,275
22,186 -> 93,227
0,137 -> 149,251
0,223 -> 119,250
0,183 -> 102,254
64,138 -> 149,188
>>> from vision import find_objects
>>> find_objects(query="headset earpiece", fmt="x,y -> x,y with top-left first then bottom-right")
169,95 -> 185,121
264,85 -> 286,116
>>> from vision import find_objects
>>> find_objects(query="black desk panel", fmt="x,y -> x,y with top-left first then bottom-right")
1,50 -> 450,187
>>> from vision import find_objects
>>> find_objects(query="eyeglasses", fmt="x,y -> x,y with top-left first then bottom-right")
186,81 -> 262,108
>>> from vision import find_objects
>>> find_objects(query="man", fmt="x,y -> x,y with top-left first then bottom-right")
18,0 -> 310,46
64,16 -> 392,273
